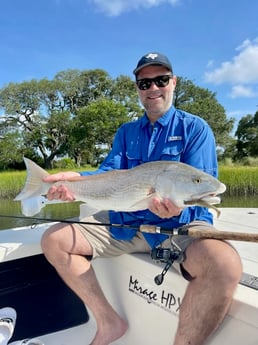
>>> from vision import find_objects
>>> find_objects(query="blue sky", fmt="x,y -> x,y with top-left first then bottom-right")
1,0 -> 258,128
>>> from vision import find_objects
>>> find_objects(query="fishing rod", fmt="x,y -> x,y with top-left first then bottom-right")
1,213 -> 258,285
0,214 -> 139,230
0,214 -> 258,243
140,224 -> 258,243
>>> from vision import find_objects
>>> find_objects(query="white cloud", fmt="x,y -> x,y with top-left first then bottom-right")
204,37 -> 258,85
206,60 -> 214,68
88,0 -> 179,16
230,84 -> 258,99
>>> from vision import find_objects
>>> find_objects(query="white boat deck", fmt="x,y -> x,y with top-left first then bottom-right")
0,208 -> 258,345
214,208 -> 258,276
34,208 -> 258,345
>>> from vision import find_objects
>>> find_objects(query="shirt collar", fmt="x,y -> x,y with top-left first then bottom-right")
140,106 -> 175,128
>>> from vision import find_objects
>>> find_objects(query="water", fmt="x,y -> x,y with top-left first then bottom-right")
0,199 -> 82,230
221,195 -> 258,208
0,196 -> 258,230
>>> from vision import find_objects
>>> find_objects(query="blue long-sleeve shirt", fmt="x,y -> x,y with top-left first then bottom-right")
80,106 -> 218,248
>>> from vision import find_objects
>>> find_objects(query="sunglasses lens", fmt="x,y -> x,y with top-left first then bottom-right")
136,75 -> 171,90
136,79 -> 151,90
155,75 -> 170,87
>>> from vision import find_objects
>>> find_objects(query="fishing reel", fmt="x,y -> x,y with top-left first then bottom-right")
151,245 -> 184,286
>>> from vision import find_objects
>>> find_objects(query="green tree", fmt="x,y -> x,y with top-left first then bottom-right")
110,75 -> 142,118
174,77 -> 234,148
0,80 -> 42,116
54,69 -> 113,111
68,98 -> 131,165
235,111 -> 258,159
0,70 -> 117,168
0,70 -> 235,168
0,80 -> 73,168
219,136 -> 238,161
0,131 -> 24,169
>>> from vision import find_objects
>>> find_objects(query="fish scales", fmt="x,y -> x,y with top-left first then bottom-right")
65,169 -> 154,202
14,158 -> 226,217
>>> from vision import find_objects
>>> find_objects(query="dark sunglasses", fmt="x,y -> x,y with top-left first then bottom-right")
136,74 -> 173,90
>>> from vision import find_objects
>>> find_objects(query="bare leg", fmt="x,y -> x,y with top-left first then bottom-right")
41,223 -> 128,345
173,239 -> 242,345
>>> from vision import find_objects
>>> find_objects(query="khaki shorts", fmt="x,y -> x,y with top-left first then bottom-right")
75,211 -> 216,261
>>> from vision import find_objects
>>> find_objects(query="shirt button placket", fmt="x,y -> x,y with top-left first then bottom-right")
148,126 -> 158,158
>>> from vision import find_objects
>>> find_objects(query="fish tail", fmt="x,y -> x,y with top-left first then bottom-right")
14,157 -> 50,201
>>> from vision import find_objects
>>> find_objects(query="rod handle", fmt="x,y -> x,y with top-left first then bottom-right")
188,228 -> 258,242
139,225 -> 258,242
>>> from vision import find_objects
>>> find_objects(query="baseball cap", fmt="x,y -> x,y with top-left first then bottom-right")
133,52 -> 173,76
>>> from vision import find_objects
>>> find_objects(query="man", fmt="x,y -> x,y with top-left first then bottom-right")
41,52 -> 242,345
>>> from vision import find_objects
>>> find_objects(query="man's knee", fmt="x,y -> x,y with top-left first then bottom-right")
41,223 -> 65,255
183,239 -> 242,284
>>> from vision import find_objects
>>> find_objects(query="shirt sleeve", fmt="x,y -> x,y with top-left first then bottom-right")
182,117 -> 218,178
179,116 -> 218,224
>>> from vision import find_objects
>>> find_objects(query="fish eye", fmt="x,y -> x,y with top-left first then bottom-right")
193,177 -> 202,184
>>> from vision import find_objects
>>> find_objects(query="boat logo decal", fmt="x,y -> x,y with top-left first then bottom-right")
128,275 -> 181,314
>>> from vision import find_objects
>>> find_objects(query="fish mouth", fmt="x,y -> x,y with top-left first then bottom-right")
186,183 -> 226,205
184,194 -> 222,206
185,184 -> 226,206
184,192 -> 225,218
198,195 -> 222,205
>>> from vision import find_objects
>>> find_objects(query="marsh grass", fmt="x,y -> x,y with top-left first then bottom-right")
0,165 -> 257,199
219,166 -> 258,196
0,166 -> 94,199
0,171 -> 26,199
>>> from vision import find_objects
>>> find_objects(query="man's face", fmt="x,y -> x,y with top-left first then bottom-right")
136,65 -> 176,121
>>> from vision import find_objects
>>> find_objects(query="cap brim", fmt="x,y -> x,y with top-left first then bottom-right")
133,62 -> 172,75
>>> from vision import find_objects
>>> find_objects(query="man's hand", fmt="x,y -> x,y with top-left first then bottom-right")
43,171 -> 80,201
149,197 -> 182,219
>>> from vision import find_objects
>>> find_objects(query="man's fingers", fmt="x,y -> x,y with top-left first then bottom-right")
149,197 -> 182,218
46,184 -> 75,201
43,173 -> 67,183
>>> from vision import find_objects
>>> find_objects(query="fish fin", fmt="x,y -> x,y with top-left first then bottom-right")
14,157 -> 49,201
20,195 -> 65,216
79,203 -> 99,219
21,196 -> 48,216
128,194 -> 157,211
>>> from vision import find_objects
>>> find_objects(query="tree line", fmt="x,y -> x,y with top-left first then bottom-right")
0,68 -> 257,169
